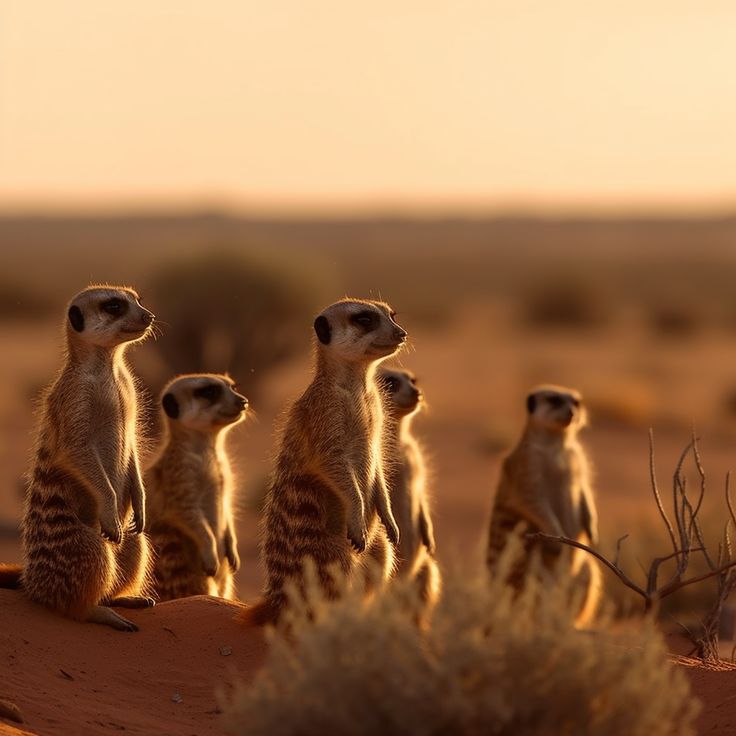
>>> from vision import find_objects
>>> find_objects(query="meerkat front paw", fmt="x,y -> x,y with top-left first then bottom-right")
226,547 -> 240,572
347,520 -> 368,553
202,548 -> 219,577
383,517 -> 400,547
132,505 -> 145,534
100,512 -> 123,544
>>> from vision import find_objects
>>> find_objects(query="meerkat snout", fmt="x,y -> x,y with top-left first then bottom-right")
161,374 -> 248,432
66,286 -> 154,347
313,299 -> 408,361
379,368 -> 423,417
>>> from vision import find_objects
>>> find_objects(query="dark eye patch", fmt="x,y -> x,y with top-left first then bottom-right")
547,395 -> 564,408
194,383 -> 222,402
350,311 -> 377,330
378,375 -> 400,393
101,298 -> 128,317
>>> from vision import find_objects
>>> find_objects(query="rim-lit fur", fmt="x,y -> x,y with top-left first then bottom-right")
20,285 -> 155,631
248,298 -> 407,625
374,367 -> 440,616
487,385 -> 600,628
146,374 -> 248,601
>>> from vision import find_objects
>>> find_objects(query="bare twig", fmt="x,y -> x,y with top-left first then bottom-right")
613,534 -> 629,568
530,530 -> 736,613
526,533 -> 648,600
649,429 -> 678,557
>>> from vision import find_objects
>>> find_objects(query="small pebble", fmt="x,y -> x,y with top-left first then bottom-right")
219,646 -> 232,656
171,693 -> 183,704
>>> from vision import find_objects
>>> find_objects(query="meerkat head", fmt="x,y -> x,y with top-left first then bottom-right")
160,374 -> 248,433
66,285 -> 154,348
313,298 -> 407,364
526,385 -> 586,434
378,367 -> 423,418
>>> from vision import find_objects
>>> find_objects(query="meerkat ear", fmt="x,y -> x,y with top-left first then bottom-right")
68,305 -> 85,332
526,394 -> 537,414
314,315 -> 331,345
162,393 -> 180,419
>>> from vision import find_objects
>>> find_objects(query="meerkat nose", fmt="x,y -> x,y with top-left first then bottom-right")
394,328 -> 408,341
142,310 -> 155,325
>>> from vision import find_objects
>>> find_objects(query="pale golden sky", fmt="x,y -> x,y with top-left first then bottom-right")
2,1 -> 736,213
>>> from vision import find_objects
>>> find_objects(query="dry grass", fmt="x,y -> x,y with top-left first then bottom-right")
224,545 -> 698,736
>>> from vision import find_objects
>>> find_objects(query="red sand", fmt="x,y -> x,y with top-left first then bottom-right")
0,590 -> 265,736
1,586 -> 736,735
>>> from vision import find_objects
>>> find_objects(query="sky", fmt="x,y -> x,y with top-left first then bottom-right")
2,1 -> 736,214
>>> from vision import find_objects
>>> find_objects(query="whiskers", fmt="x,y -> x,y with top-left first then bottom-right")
148,319 -> 171,343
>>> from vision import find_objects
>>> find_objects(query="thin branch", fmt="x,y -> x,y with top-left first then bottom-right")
726,472 -> 736,529
649,429 -> 678,556
527,533 -> 647,599
613,534 -> 629,568
690,431 -> 707,521
658,558 -> 736,599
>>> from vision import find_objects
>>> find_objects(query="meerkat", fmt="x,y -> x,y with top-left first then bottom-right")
487,385 -> 601,627
374,367 -> 440,611
0,286 -> 155,631
145,374 -> 248,601
240,298 -> 407,626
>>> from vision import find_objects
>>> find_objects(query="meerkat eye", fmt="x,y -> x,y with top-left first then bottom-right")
101,298 -> 127,316
194,384 -> 222,403
350,311 -> 376,329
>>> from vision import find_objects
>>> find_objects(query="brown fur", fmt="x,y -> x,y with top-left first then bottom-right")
487,384 -> 601,627
374,368 -> 440,612
146,374 -> 247,601
242,298 -> 407,625
12,286 -> 156,631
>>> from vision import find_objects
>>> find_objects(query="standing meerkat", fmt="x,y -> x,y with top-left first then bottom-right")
487,385 -> 600,627
145,374 -> 248,601
0,286 -> 155,631
374,367 -> 440,611
241,298 -> 407,625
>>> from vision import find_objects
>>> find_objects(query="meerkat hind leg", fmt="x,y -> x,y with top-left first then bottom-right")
86,605 -> 139,632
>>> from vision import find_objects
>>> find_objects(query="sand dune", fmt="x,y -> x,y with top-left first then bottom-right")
3,585 -> 736,734
0,590 -> 265,736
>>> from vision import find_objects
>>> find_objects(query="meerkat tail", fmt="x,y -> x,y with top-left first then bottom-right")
237,597 -> 279,627
0,563 -> 22,589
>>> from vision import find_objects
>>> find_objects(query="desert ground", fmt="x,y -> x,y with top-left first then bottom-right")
4,216 -> 736,733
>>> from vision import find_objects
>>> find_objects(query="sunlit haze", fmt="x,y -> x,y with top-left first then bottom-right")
2,1 -> 736,213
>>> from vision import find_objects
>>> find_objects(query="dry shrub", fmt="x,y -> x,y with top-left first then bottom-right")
647,303 -> 703,339
0,280 -> 55,321
148,250 -> 327,393
224,547 -> 698,736
520,274 -> 612,331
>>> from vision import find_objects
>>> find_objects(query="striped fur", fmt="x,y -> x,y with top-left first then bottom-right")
486,385 -> 601,627
374,368 -> 440,612
145,374 -> 247,601
17,286 -> 155,631
244,298 -> 407,625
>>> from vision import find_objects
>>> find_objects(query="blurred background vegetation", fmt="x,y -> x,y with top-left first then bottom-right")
4,214 -> 736,636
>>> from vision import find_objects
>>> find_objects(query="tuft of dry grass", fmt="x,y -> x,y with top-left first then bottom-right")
224,546 -> 698,736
